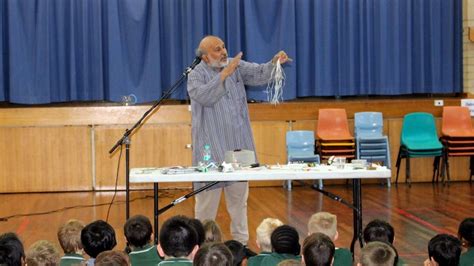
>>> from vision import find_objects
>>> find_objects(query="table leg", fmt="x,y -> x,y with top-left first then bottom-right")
154,183 -> 159,244
350,179 -> 363,253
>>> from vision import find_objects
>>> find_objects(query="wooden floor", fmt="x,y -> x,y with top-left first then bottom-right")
0,182 -> 472,265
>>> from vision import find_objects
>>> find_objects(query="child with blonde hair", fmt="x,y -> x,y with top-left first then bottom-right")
247,218 -> 284,266
307,212 -> 351,266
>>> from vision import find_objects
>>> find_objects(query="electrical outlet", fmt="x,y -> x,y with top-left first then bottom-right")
434,100 -> 444,106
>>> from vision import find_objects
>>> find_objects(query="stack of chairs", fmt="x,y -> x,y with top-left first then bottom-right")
285,130 -> 322,190
395,112 -> 443,186
354,112 -> 391,187
440,106 -> 474,183
316,109 -> 355,162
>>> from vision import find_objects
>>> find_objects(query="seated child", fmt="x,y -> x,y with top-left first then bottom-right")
224,240 -> 247,266
26,240 -> 60,266
308,212 -> 351,266
303,233 -> 335,266
247,218 -> 283,266
0,232 -> 25,266
358,241 -> 398,266
260,225 -> 301,266
124,214 -> 162,265
81,220 -> 117,266
57,219 -> 85,266
458,217 -> 474,266
189,218 -> 206,246
194,242 -> 233,266
425,234 -> 461,266
202,219 -> 223,243
363,219 -> 405,265
157,215 -> 199,265
95,250 -> 130,266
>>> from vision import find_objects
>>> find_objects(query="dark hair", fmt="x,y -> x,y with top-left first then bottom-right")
193,242 -> 233,266
428,234 -> 461,266
189,218 -> 206,246
95,250 -> 129,266
159,215 -> 198,258
458,217 -> 474,247
81,220 -> 117,258
360,241 -> 398,266
124,215 -> 153,248
271,225 -> 301,256
363,219 -> 395,244
224,240 -> 246,266
303,233 -> 335,266
0,232 -> 25,266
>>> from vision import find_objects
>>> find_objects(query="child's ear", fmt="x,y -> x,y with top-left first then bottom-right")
334,231 -> 339,241
157,244 -> 165,257
190,245 -> 199,259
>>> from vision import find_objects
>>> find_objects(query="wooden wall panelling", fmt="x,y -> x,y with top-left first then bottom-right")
0,126 -> 92,192
250,121 -> 288,187
94,124 -> 192,190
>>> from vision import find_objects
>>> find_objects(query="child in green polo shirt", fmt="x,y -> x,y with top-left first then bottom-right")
458,218 -> 474,266
124,215 -> 162,266
308,212 -> 352,266
157,215 -> 199,266
260,225 -> 302,265
57,219 -> 86,266
248,218 -> 283,266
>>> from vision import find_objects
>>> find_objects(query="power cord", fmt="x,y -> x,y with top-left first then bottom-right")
106,144 -> 123,222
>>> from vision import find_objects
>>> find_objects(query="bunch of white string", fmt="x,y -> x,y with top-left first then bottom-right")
266,59 -> 285,105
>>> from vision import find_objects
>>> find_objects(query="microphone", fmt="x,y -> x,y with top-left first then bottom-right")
189,56 -> 202,69
185,49 -> 203,75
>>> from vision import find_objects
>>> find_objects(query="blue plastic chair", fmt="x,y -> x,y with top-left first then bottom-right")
285,130 -> 322,190
354,112 -> 391,187
395,112 -> 443,186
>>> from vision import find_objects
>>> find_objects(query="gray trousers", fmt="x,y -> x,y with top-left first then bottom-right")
194,181 -> 249,245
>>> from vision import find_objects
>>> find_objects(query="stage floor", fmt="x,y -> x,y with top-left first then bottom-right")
0,182 -> 472,264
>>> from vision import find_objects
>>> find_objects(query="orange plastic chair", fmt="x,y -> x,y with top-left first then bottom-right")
440,106 -> 474,183
442,106 -> 474,138
317,109 -> 354,141
316,109 -> 355,161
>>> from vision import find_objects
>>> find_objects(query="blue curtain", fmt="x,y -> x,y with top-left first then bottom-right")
0,0 -> 462,104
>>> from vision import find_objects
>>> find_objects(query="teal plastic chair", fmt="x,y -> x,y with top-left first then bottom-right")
354,112 -> 391,187
395,112 -> 443,186
285,131 -> 322,190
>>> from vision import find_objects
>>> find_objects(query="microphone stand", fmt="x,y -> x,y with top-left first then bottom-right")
108,57 -> 202,223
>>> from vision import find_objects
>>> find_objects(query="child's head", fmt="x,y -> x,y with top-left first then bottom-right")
158,215 -> 198,259
0,232 -> 25,266
224,240 -> 246,266
95,250 -> 130,266
427,234 -> 461,266
256,218 -> 283,252
81,220 -> 117,258
194,242 -> 233,266
458,217 -> 474,248
189,218 -> 206,246
307,212 -> 337,240
359,241 -> 398,266
202,219 -> 223,243
25,240 -> 60,266
271,225 -> 301,256
57,219 -> 85,254
363,219 -> 395,245
124,215 -> 153,249
302,233 -> 335,266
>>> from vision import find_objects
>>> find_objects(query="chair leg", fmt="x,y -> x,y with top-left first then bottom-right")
284,180 -> 292,191
395,147 -> 402,184
433,156 -> 440,184
406,156 -> 411,187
